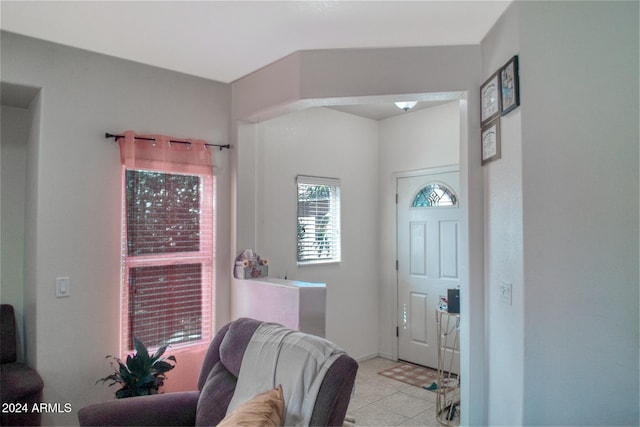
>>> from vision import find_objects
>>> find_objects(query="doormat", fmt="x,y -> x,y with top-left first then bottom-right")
378,363 -> 440,390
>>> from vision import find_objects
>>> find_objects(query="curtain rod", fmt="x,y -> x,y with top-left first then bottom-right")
105,132 -> 231,151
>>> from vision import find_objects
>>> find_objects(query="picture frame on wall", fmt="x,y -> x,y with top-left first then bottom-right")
481,118 -> 501,165
500,55 -> 520,115
480,70 -> 500,126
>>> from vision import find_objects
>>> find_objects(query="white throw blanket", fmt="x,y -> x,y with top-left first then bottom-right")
226,323 -> 345,426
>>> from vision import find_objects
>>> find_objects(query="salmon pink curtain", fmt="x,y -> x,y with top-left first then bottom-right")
118,129 -> 213,175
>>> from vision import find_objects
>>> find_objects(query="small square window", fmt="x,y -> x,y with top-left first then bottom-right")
296,176 -> 341,265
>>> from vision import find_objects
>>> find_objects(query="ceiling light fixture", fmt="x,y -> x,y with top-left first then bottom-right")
394,101 -> 418,112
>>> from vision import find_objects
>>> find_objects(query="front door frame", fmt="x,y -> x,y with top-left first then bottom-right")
387,94 -> 484,426
395,165 -> 461,368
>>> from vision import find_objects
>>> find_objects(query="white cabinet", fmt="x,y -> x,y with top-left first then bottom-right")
232,277 -> 326,337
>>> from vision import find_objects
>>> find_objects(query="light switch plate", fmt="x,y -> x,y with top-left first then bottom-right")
499,281 -> 512,305
56,277 -> 70,298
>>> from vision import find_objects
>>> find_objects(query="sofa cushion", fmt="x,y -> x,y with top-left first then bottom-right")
309,354 -> 358,426
0,305 -> 17,363
0,363 -> 44,401
197,321 -> 229,391
218,318 -> 261,378
217,385 -> 284,427
194,361 -> 238,426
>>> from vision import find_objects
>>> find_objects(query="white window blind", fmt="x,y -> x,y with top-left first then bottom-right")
122,169 -> 213,351
296,176 -> 341,264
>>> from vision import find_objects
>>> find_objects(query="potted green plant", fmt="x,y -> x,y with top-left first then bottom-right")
97,337 -> 177,398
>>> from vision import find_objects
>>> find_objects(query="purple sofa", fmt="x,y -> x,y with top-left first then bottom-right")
78,318 -> 358,426
0,304 -> 44,427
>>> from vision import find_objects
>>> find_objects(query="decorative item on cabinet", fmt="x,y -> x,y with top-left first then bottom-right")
234,249 -> 269,279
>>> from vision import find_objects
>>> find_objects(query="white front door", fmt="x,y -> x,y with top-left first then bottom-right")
397,170 -> 461,369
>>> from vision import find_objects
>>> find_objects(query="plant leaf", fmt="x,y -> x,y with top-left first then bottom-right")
133,336 -> 150,361
96,374 -> 120,385
138,373 -> 156,386
115,388 -> 132,399
126,354 -> 145,376
152,360 -> 175,374
118,363 -> 132,383
152,344 -> 168,362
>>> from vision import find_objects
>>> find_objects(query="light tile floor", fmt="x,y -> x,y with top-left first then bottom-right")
345,357 -> 444,427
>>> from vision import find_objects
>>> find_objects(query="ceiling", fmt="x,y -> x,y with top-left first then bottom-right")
0,0 -> 511,120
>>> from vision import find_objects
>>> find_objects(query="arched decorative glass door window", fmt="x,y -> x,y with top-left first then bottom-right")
412,183 -> 457,207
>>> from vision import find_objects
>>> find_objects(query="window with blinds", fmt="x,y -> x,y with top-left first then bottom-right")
122,169 -> 213,351
296,176 -> 341,265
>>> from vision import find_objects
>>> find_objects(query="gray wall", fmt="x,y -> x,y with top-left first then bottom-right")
1,31 -> 231,425
519,2 -> 639,425
480,4 -> 524,425
481,1 -> 639,425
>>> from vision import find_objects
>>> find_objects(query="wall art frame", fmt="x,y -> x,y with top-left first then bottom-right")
481,117 -> 501,165
500,55 -> 520,115
480,70 -> 501,126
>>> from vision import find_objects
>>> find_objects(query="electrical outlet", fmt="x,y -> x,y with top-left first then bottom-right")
499,281 -> 512,305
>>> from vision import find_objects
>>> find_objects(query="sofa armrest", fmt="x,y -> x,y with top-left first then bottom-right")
78,391 -> 199,426
310,354 -> 359,426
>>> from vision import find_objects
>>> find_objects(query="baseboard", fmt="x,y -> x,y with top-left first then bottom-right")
353,352 -> 396,363
377,351 -> 396,361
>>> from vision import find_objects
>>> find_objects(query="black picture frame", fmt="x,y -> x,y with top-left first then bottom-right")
480,70 -> 501,127
500,55 -> 520,115
481,117 -> 501,165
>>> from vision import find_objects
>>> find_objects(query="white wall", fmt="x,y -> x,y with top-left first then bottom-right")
479,1 -> 639,425
252,107 -> 380,359
232,45 -> 485,425
1,32 -> 231,425
377,101 -> 460,359
0,105 -> 30,361
517,2 -> 639,425
480,4 -> 524,425
247,102 -> 460,361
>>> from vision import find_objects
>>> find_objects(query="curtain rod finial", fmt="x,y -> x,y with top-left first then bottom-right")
106,132 -> 124,141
